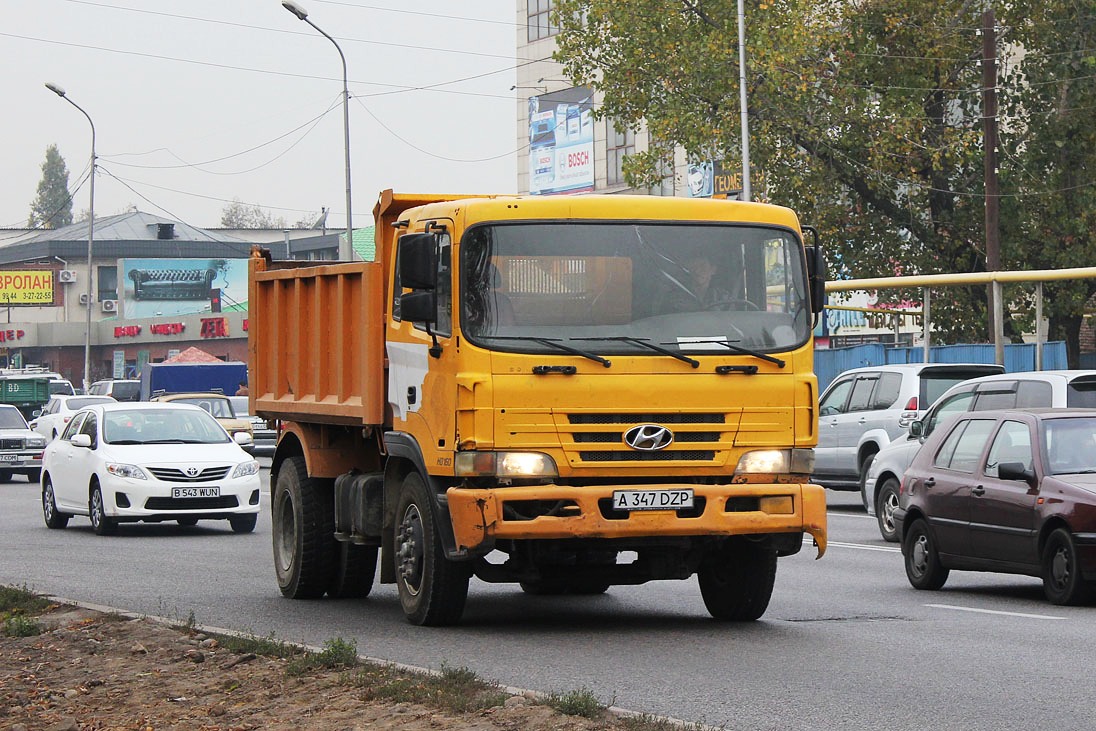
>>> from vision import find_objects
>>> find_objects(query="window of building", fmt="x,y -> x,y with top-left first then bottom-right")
606,122 -> 635,187
648,157 -> 675,197
528,0 -> 557,42
97,265 -> 118,301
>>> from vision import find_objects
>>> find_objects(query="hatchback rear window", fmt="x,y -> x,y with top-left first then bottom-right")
1066,378 -> 1096,408
919,366 -> 1004,406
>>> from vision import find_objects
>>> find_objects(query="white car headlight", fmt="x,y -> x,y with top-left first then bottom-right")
232,460 -> 260,479
454,451 -> 558,478
106,463 -> 147,480
27,437 -> 47,449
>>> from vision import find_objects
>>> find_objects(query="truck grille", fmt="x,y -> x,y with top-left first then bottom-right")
147,466 -> 231,482
565,413 -> 726,464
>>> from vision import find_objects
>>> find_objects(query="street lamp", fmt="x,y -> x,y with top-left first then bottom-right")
282,0 -> 354,260
45,82 -> 96,393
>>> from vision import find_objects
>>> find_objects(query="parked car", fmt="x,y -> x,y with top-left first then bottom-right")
864,370 -> 1096,541
148,392 -> 253,443
229,396 -> 276,457
88,379 -> 141,402
30,394 -> 116,441
40,402 -> 261,534
813,363 -> 1004,491
896,408 -> 1096,605
0,404 -> 48,483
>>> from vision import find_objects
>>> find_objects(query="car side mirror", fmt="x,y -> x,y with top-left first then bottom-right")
71,434 -> 92,448
998,461 -> 1035,484
909,420 -> 924,438
234,431 -> 254,446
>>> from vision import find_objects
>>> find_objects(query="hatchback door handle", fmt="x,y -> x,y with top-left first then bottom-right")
924,477 -> 935,488
971,485 -> 985,496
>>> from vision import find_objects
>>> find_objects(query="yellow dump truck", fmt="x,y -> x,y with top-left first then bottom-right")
249,190 -> 828,626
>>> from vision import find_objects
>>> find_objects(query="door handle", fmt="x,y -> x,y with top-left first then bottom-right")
924,477 -> 935,488
971,485 -> 985,496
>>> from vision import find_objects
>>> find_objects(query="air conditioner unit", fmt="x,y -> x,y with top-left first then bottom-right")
78,293 -> 91,305
101,299 -> 118,313
58,270 -> 77,284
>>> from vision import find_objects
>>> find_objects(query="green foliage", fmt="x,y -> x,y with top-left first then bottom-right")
286,636 -> 359,676
546,687 -> 606,718
348,662 -> 509,714
553,0 -> 1096,358
3,615 -> 42,637
212,630 -> 303,659
27,144 -> 74,229
0,584 -> 52,615
220,198 -> 287,229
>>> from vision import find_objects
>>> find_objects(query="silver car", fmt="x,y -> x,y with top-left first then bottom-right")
229,396 -> 276,457
0,404 -> 49,483
813,363 -> 1004,491
863,370 -> 1096,541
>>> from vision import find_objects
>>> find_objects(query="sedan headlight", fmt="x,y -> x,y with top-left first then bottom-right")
454,451 -> 558,478
736,448 -> 815,474
106,463 -> 147,480
27,436 -> 47,449
232,460 -> 261,479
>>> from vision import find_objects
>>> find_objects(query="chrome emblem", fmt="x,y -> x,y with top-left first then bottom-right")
185,467 -> 200,477
623,424 -> 674,451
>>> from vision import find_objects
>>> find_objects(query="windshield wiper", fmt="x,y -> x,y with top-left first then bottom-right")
485,336 -> 611,367
678,339 -> 786,368
573,336 -> 699,368
108,439 -> 143,445
144,438 -> 203,444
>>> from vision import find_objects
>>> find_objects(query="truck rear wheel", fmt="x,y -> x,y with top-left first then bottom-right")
697,538 -> 778,621
394,472 -> 469,626
272,456 -> 336,599
327,542 -> 378,598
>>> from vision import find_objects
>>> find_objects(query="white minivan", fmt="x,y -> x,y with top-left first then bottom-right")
863,370 -> 1096,541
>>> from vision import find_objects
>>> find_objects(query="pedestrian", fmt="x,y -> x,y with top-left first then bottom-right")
235,380 -> 249,396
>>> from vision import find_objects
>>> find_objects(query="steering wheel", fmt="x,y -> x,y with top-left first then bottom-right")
704,298 -> 761,311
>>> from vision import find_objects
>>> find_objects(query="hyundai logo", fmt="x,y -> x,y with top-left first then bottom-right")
623,424 -> 674,451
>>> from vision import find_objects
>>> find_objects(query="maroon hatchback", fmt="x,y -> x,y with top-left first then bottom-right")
894,408 -> 1096,605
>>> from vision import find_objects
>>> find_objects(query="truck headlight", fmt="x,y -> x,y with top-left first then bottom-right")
736,448 -> 815,474
454,451 -> 558,478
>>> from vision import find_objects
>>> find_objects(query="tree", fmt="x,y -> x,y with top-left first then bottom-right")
220,199 -> 287,229
28,144 -> 73,229
553,0 -> 1091,352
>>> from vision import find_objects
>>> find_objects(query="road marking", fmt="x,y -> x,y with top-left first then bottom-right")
828,511 -> 875,520
926,603 -> 1066,620
826,540 -> 901,553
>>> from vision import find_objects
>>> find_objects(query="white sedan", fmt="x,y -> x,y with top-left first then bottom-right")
41,402 -> 261,535
30,394 -> 116,441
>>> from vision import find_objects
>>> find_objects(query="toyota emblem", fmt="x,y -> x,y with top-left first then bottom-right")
623,424 -> 674,451
185,467 -> 200,477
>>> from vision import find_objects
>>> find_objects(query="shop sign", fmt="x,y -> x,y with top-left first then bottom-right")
150,323 -> 186,335
0,329 -> 26,342
200,317 -> 230,338
114,325 -> 142,338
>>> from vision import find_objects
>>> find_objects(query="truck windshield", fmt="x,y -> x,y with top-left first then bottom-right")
460,221 -> 810,355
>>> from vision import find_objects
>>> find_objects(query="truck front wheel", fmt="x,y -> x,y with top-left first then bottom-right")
394,472 -> 470,626
697,538 -> 778,621
272,456 -> 336,599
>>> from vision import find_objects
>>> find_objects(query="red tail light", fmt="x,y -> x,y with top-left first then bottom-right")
904,397 -> 918,410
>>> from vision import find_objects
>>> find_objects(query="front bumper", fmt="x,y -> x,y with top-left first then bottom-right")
0,453 -> 43,471
447,481 -> 827,557
102,475 -> 262,520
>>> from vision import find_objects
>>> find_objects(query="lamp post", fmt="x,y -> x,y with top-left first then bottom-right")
45,82 -> 95,393
282,0 -> 353,260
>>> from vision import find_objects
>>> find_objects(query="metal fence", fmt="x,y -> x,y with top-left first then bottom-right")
814,341 -> 1068,393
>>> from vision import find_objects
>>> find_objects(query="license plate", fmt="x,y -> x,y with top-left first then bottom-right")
171,487 -> 221,499
612,489 -> 694,511
0,454 -> 20,463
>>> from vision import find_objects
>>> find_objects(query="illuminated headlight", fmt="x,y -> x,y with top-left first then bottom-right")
454,451 -> 558,478
735,448 -> 815,474
27,436 -> 47,449
106,463 -> 147,480
232,460 -> 261,478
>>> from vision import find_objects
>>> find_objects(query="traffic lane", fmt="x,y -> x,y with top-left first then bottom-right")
0,479 -> 1091,730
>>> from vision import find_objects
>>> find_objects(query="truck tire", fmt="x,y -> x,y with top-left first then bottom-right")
394,472 -> 470,625
697,538 -> 778,621
327,543 -> 378,599
272,456 -> 336,599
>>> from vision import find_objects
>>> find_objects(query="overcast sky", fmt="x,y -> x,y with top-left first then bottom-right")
2,0 -> 522,232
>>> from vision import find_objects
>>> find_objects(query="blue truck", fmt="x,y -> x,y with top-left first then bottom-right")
139,361 -> 248,401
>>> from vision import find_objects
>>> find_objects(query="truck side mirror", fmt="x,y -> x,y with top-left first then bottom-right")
398,233 -> 438,290
400,291 -> 437,324
806,245 -> 826,314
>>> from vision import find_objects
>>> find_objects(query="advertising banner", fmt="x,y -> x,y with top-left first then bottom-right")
528,86 -> 595,196
119,258 -> 248,319
0,270 -> 55,305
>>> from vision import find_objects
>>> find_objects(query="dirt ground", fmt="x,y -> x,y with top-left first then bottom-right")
0,603 -> 650,731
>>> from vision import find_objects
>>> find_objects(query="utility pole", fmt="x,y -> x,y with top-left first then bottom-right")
982,7 -> 1003,364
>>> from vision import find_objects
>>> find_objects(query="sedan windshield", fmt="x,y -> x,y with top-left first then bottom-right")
103,408 -> 231,445
0,409 -> 29,429
459,222 -> 810,356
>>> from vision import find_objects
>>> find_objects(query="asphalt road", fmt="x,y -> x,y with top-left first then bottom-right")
1,466 -> 1091,730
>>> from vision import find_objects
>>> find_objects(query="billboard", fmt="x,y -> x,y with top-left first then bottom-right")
0,270 -> 55,305
119,258 -> 248,319
528,86 -> 595,196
